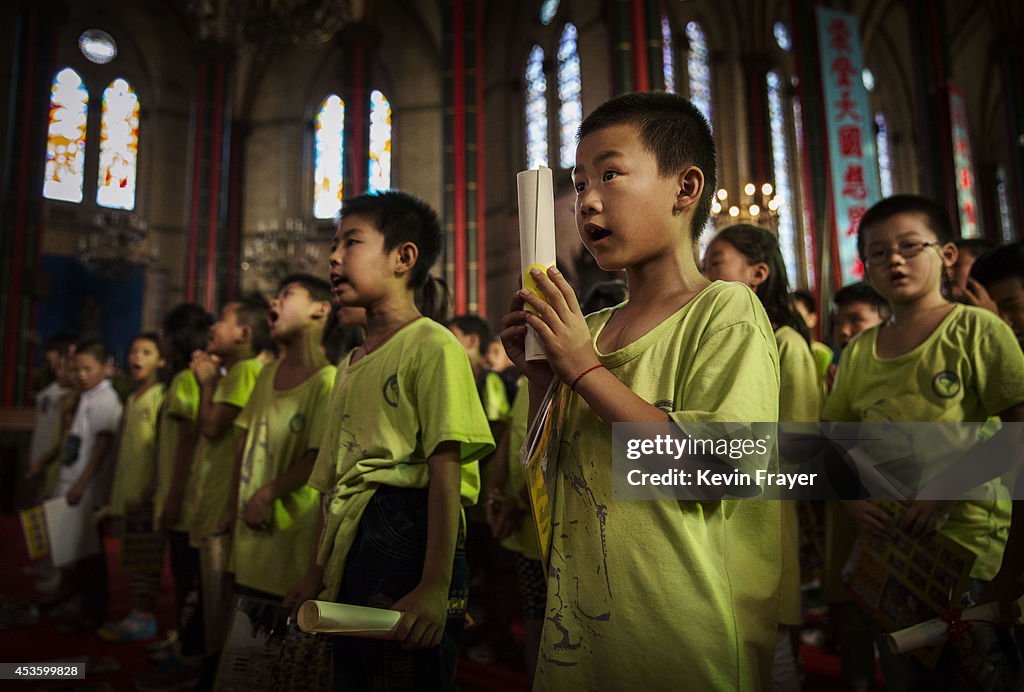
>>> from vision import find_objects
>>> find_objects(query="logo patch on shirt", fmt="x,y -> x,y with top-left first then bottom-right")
289,413 -> 306,433
932,371 -> 960,399
383,375 -> 400,408
653,399 -> 674,413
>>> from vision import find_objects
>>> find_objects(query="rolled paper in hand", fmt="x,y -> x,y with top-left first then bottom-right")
296,600 -> 401,638
517,165 -> 557,361
885,602 -> 1008,654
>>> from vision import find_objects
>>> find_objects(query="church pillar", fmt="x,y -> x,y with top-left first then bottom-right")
789,0 -> 829,299
905,0 -> 959,234
185,43 -> 235,311
442,0 -> 485,315
0,1 -> 59,405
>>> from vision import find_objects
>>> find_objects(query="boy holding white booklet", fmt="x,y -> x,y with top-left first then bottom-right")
501,92 -> 782,689
285,191 -> 493,690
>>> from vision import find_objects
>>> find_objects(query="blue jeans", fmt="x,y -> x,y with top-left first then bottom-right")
332,486 -> 467,692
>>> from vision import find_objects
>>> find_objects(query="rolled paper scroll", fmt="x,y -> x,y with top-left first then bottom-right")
517,165 -> 557,361
296,600 -> 401,638
885,602 -> 1017,654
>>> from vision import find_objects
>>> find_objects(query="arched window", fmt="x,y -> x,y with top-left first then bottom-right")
874,112 -> 894,197
368,90 -> 392,193
557,24 -> 582,169
767,70 -> 797,282
96,78 -> 139,210
313,94 -> 345,219
43,67 -> 89,203
662,15 -> 675,94
525,45 -> 548,169
540,0 -> 559,25
685,21 -> 712,129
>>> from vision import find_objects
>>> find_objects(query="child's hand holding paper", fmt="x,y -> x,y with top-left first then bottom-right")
518,266 -> 599,385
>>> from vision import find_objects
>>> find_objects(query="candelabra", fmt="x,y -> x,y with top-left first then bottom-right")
241,217 -> 330,291
710,182 -> 782,231
78,210 -> 155,276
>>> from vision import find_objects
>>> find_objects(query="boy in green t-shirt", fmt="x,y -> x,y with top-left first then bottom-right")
285,191 -> 493,691
224,275 -> 336,599
186,294 -> 269,658
501,92 -> 782,690
824,196 -> 1024,687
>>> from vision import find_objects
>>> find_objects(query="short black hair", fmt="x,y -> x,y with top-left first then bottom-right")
857,195 -> 953,260
970,241 -> 1024,288
577,91 -> 717,239
162,303 -> 214,373
339,190 -> 443,289
832,281 -> 886,312
792,289 -> 815,315
448,314 -> 491,357
278,273 -> 333,304
75,338 -> 108,363
232,293 -> 273,354
955,238 -> 995,258
44,331 -> 78,354
130,331 -> 162,355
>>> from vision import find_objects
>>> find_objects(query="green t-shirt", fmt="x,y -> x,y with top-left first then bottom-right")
811,340 -> 833,384
500,375 -> 541,560
534,281 -> 782,691
308,317 -> 496,600
187,357 -> 263,542
155,370 -> 200,530
229,361 -> 336,596
822,304 -> 1024,579
481,370 -> 511,422
110,383 -> 165,516
775,326 -> 822,625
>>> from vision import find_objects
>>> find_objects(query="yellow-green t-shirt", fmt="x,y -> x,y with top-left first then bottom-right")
308,317 -> 496,601
481,370 -> 511,422
229,361 -> 336,597
811,340 -> 833,384
775,326 -> 822,625
534,281 -> 782,691
110,383 -> 165,516
822,303 -> 1024,579
187,358 -> 263,542
499,375 -> 541,561
155,370 -> 200,530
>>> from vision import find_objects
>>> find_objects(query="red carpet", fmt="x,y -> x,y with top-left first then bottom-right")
0,515 -> 857,690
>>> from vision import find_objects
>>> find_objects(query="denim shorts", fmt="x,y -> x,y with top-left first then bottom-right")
332,485 -> 468,692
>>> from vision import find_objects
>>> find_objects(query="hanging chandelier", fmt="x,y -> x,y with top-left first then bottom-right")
185,0 -> 353,46
710,182 -> 783,231
241,217 -> 330,290
78,210 -> 155,277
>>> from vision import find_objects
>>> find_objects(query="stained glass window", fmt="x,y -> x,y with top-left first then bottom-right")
313,94 -> 345,219
686,21 -> 712,129
793,96 -> 815,290
540,0 -> 559,26
43,67 -> 89,203
774,22 -> 792,52
557,24 -> 582,169
996,165 -> 1014,243
875,112 -> 893,197
368,90 -> 392,193
662,15 -> 675,94
767,70 -> 797,283
96,78 -> 139,210
862,68 -> 875,92
525,45 -> 548,169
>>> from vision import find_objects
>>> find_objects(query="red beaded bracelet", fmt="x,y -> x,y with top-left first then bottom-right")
570,363 -> 605,391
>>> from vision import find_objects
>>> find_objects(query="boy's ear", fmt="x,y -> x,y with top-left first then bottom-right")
394,241 -> 420,276
237,324 -> 252,345
674,166 -> 704,215
750,262 -> 770,288
941,242 -> 958,269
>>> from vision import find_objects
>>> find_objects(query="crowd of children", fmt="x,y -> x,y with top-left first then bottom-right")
17,90 -> 1024,692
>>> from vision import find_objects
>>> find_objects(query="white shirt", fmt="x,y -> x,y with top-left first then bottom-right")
53,380 -> 123,504
29,381 -> 68,468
